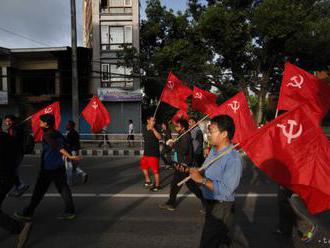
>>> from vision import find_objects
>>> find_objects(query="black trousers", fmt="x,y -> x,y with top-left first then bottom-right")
200,201 -> 245,248
0,177 -> 23,233
167,170 -> 204,206
160,145 -> 172,165
24,167 -> 75,216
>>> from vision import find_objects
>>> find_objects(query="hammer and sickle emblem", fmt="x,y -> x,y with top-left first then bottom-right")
194,92 -> 203,99
228,101 -> 240,113
92,101 -> 98,109
44,107 -> 53,114
286,75 -> 304,89
167,81 -> 175,90
277,119 -> 303,144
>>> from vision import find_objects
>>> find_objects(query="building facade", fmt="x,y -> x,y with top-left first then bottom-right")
83,0 -> 142,133
0,46 -> 92,133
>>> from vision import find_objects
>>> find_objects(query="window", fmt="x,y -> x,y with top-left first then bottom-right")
109,0 -> 131,6
100,0 -> 108,9
101,63 -> 133,88
101,64 -> 110,81
124,26 -> 132,43
101,26 -> 133,51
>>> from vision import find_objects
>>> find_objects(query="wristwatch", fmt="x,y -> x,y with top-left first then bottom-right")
201,177 -> 208,186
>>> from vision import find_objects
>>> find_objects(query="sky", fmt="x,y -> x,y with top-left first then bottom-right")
0,0 -> 200,49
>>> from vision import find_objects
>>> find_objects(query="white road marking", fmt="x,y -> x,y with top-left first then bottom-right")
21,193 -> 278,198
242,192 -> 258,222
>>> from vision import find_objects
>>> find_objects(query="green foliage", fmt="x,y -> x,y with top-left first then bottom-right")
120,0 -> 330,123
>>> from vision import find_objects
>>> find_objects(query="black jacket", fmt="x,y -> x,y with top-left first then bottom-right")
173,132 -> 193,166
0,131 -> 15,178
8,125 -> 25,162
66,129 -> 81,151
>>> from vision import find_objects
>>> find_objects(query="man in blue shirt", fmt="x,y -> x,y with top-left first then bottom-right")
190,115 -> 243,248
15,114 -> 81,221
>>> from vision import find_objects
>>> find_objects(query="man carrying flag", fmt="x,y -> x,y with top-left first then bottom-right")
189,115 -> 244,248
15,114 -> 81,221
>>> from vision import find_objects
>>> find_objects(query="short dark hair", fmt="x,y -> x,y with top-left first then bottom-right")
210,115 -> 235,140
129,119 -> 133,123
4,114 -> 17,122
161,121 -> 169,128
176,118 -> 189,131
40,114 -> 55,127
146,115 -> 154,122
68,120 -> 75,128
189,116 -> 197,122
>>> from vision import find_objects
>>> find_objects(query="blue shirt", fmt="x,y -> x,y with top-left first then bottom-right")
200,145 -> 243,202
42,129 -> 65,170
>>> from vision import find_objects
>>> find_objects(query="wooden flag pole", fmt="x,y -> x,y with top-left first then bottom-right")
170,114 -> 209,144
153,99 -> 162,119
18,115 -> 32,126
177,143 -> 240,186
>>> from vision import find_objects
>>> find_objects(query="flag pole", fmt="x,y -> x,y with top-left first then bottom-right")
18,115 -> 32,126
153,99 -> 162,119
171,114 -> 209,144
177,143 -> 240,186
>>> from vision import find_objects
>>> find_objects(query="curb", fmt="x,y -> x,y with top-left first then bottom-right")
29,149 -> 144,157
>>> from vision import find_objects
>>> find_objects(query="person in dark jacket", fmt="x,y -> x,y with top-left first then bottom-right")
159,119 -> 204,211
160,121 -> 172,169
65,120 -> 88,185
0,118 -> 32,248
15,114 -> 81,221
4,115 -> 29,197
188,116 -> 205,167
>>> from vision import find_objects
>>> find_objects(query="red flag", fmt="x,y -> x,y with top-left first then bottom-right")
160,72 -> 192,111
82,96 -> 111,133
278,62 -> 330,123
241,105 -> 330,214
31,101 -> 61,142
212,91 -> 257,144
171,109 -> 189,126
191,86 -> 218,116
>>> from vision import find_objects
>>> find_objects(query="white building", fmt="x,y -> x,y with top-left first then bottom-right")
83,0 -> 141,133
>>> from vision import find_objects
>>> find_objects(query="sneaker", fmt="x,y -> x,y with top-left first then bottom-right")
16,222 -> 32,248
144,181 -> 153,188
56,212 -> 76,220
301,224 -> 317,243
14,211 -> 32,221
9,185 -> 30,197
150,186 -> 161,192
159,203 -> 175,211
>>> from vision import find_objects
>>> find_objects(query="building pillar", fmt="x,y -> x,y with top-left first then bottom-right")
55,71 -> 61,97
15,76 -> 22,94
1,67 -> 8,91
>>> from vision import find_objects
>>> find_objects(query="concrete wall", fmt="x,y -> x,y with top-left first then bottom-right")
104,101 -> 141,134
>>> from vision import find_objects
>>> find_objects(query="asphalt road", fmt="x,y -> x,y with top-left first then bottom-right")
0,156 -> 329,248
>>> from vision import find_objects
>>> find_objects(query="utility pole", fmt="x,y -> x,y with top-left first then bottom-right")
71,0 -> 79,129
